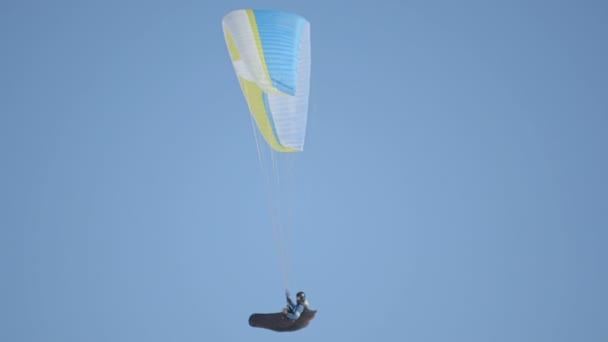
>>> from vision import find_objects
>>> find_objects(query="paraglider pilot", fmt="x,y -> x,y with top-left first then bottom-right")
248,289 -> 316,331
283,291 -> 308,320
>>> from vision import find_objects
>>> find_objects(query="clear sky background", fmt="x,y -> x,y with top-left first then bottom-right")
2,0 -> 607,341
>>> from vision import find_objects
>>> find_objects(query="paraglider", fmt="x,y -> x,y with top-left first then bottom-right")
249,291 -> 316,332
222,8 -> 316,332
283,291 -> 308,320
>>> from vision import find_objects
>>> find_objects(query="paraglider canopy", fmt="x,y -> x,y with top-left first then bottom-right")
222,8 -> 311,153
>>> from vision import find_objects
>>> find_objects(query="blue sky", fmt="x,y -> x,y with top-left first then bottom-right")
2,0 -> 607,341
